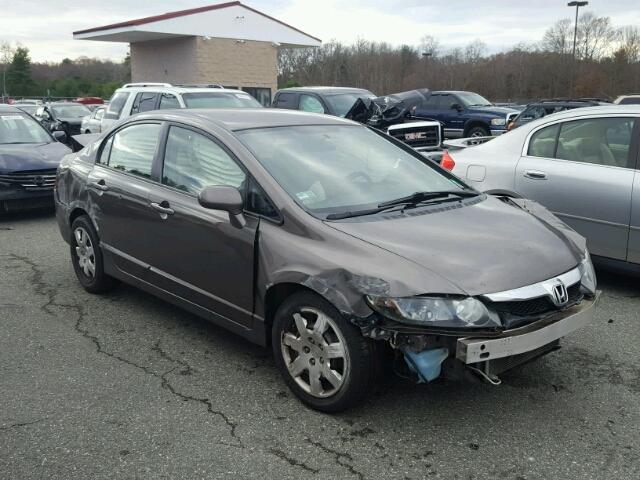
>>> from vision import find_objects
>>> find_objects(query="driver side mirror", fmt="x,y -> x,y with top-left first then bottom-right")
198,185 -> 246,228
451,103 -> 463,111
52,131 -> 67,143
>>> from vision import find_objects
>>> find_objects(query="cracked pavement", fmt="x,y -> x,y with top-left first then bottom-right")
1,211 -> 639,479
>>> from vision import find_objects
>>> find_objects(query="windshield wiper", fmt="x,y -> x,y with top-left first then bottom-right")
378,189 -> 479,209
325,204 -> 404,220
326,189 -> 480,220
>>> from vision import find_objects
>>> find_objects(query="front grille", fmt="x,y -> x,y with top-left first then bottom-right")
488,283 -> 582,329
0,169 -> 57,191
389,124 -> 440,148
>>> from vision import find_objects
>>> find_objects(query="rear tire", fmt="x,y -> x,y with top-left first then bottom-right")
70,215 -> 116,294
466,125 -> 490,137
272,291 -> 376,412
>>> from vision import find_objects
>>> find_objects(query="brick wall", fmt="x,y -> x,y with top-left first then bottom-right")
194,37 -> 277,93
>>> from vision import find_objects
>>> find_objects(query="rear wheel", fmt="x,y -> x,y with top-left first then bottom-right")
70,215 -> 116,293
272,292 -> 376,412
466,125 -> 490,137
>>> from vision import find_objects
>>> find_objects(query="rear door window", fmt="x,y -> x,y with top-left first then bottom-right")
106,123 -> 162,178
131,92 -> 160,115
527,124 -> 559,158
104,92 -> 130,120
299,94 -> 325,114
556,117 -> 635,168
159,93 -> 180,110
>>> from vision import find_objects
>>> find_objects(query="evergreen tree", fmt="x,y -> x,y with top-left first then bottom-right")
7,47 -> 34,96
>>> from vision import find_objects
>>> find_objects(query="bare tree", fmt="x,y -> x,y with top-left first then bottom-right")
542,19 -> 573,55
1,41 -> 15,96
577,12 -> 618,61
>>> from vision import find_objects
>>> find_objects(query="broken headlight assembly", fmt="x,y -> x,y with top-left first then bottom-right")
579,250 -> 597,295
365,295 -> 501,330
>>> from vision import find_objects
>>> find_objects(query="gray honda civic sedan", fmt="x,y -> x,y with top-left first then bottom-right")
55,108 -> 599,411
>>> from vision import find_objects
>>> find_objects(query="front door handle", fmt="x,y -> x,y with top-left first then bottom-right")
150,202 -> 174,216
523,169 -> 547,180
89,180 -> 109,191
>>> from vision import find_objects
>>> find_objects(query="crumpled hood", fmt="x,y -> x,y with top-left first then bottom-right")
326,195 -> 584,296
0,142 -> 71,173
468,106 -> 517,117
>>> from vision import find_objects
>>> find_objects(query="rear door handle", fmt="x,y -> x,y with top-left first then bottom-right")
523,170 -> 547,180
150,202 -> 174,216
89,180 -> 109,191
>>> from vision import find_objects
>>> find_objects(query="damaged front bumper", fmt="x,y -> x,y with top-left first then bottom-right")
456,293 -> 599,364
360,292 -> 600,384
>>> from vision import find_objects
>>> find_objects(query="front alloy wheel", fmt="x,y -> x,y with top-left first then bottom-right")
272,292 -> 376,412
281,307 -> 348,398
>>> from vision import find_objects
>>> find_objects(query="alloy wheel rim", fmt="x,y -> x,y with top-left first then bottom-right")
74,227 -> 96,278
281,307 -> 349,398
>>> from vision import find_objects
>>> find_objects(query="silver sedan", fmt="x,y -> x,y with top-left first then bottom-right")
80,106 -> 106,134
448,105 -> 640,268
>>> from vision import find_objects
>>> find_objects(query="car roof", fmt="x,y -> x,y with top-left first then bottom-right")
277,86 -> 373,94
431,91 -> 475,95
526,100 -> 608,107
49,102 -> 87,106
115,85 -> 247,94
519,105 -> 640,131
135,108 -> 357,131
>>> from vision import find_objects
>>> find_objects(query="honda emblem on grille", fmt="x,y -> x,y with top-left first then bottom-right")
551,280 -> 569,306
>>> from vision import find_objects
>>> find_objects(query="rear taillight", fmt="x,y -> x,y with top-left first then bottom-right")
440,150 -> 455,171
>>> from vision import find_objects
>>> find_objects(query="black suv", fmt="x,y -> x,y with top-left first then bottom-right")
35,102 -> 92,137
509,98 -> 611,130
272,87 -> 376,117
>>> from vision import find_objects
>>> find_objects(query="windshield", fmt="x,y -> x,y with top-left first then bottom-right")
182,92 -> 262,108
457,92 -> 492,107
325,92 -> 376,117
0,113 -> 51,144
237,125 -> 466,217
51,104 -> 91,118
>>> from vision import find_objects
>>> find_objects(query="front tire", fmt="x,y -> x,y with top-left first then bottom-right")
466,125 -> 490,137
70,215 -> 115,294
272,291 -> 376,412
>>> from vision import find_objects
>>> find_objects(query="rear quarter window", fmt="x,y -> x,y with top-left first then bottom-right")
274,92 -> 297,109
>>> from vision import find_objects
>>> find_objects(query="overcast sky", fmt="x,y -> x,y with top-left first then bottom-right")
3,0 -> 640,62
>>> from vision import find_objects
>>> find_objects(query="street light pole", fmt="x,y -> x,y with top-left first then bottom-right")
567,1 -> 588,97
568,1 -> 588,59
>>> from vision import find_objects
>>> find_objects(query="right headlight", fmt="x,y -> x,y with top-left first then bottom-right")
366,295 -> 501,331
579,250 -> 597,295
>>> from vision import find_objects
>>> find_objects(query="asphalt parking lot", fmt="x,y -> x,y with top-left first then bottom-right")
1,211 -> 639,480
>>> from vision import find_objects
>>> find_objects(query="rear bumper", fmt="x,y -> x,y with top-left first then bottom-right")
55,198 -> 72,243
456,293 -> 599,364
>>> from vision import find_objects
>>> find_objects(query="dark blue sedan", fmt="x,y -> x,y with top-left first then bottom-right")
0,105 -> 71,212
